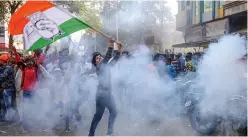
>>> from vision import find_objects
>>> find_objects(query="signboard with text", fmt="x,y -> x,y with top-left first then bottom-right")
206,18 -> 229,40
185,25 -> 204,43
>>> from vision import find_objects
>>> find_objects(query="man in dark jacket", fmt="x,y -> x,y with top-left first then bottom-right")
0,55 -> 18,122
88,37 -> 122,136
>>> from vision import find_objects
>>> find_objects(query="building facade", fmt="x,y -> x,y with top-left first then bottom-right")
0,24 -> 7,54
173,0 -> 247,49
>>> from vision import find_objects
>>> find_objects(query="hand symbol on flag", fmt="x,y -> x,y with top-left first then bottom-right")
28,12 -> 63,41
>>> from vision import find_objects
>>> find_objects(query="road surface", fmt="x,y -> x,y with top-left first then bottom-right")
0,95 -> 242,136
0,109 -> 202,136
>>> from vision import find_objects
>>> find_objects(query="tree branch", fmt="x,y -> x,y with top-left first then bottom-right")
16,1 -> 22,8
13,1 -> 21,12
7,1 -> 11,7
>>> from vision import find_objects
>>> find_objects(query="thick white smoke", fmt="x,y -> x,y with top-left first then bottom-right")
16,43 -> 98,133
196,34 -> 247,121
12,1 -> 247,134
15,34 -> 247,136
111,45 -> 182,125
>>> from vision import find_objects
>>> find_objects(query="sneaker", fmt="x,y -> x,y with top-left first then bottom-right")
106,133 -> 114,136
106,132 -> 114,136
65,127 -> 71,132
88,131 -> 94,136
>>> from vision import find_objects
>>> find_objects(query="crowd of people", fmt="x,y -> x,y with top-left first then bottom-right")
0,36 -> 226,136
152,52 -> 201,79
0,45 -> 49,122
119,51 -> 202,80
0,38 -> 121,134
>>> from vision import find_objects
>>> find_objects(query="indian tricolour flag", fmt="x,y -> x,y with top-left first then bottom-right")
9,1 -> 91,51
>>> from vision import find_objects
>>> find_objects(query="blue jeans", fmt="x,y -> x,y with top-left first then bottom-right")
3,88 -> 13,109
3,88 -> 15,121
23,90 -> 33,98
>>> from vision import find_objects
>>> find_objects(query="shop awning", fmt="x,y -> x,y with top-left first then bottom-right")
172,40 -> 215,48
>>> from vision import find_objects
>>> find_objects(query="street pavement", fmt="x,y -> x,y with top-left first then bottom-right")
0,95 -> 242,136
0,109 -> 243,136
0,108 -> 204,136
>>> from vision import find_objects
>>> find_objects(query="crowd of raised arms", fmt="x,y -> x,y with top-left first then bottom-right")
0,37 -> 204,135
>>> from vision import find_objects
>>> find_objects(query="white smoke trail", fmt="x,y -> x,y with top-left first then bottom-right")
14,3 -> 247,136
196,34 -> 247,125
16,35 -> 246,135
111,45 -> 181,123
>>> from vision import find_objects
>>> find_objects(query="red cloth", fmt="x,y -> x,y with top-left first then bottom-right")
38,53 -> 46,64
22,67 -> 37,91
14,53 -> 38,91
14,53 -> 22,63
33,52 -> 46,64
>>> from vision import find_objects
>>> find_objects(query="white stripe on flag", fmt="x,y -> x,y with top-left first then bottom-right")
24,23 -> 41,50
43,7 -> 72,25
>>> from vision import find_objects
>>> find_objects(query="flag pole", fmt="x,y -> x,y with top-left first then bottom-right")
89,26 -> 110,39
55,5 -> 111,39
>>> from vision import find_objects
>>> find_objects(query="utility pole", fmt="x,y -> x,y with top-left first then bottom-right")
160,2 -> 164,53
93,32 -> 96,52
94,1 -> 97,52
116,1 -> 119,41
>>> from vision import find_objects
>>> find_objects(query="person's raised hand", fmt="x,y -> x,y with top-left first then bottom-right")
108,37 -> 115,47
34,57 -> 39,66
115,41 -> 123,52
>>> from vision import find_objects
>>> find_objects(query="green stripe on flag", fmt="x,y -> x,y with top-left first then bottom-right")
27,18 -> 90,51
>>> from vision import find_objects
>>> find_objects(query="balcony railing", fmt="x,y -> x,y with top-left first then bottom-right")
0,26 -> 4,36
224,1 -> 247,16
176,10 -> 189,31
223,0 -> 247,9
224,1 -> 235,5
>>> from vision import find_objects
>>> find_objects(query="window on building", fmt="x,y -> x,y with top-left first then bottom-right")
179,1 -> 185,11
204,1 -> 212,12
0,26 -> 4,36
195,1 -> 198,15
186,1 -> 190,10
219,1 -> 224,8
178,1 -> 181,12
